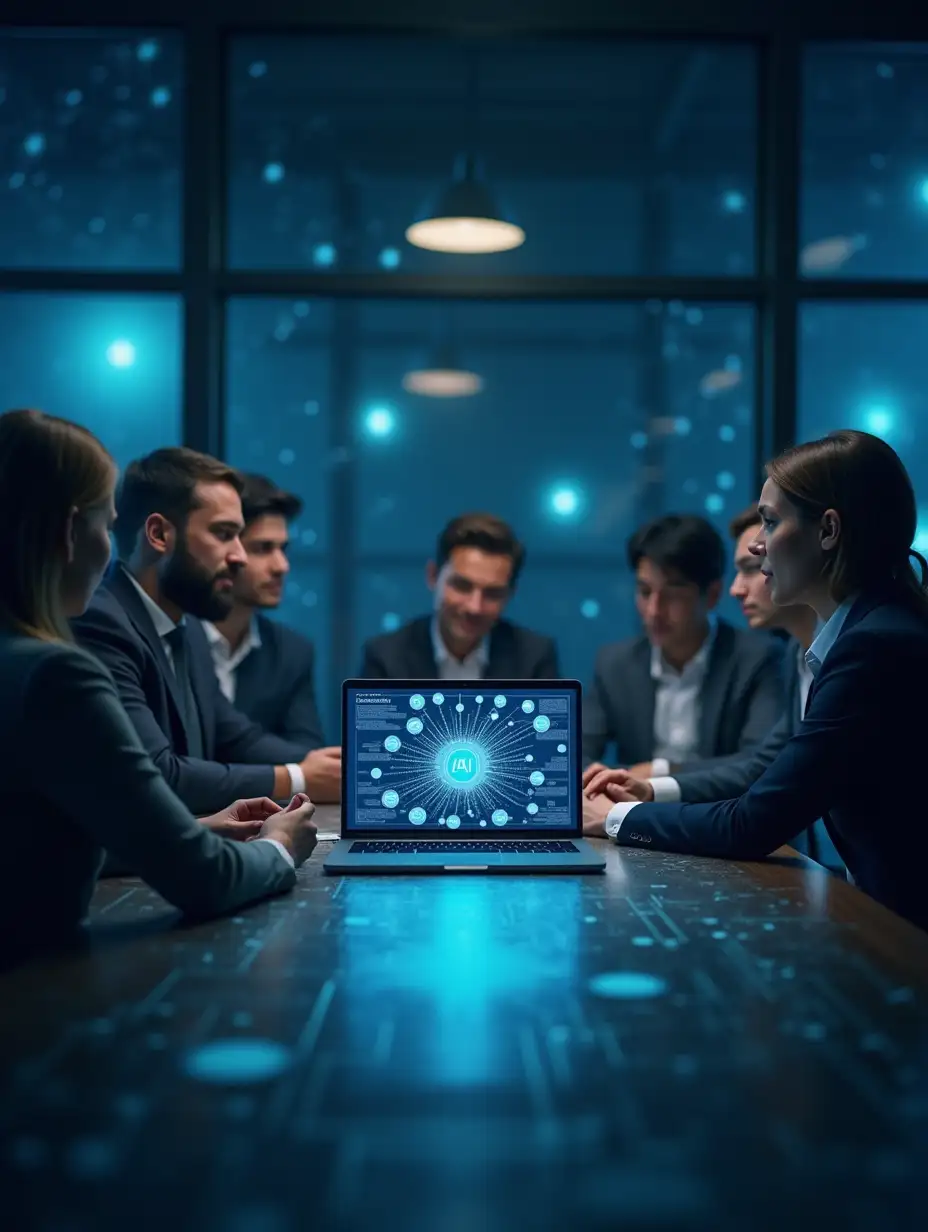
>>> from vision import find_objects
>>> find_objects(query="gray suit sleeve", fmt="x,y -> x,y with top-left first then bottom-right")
24,647 -> 296,917
674,711 -> 793,803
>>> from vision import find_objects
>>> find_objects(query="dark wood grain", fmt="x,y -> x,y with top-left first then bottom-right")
2,805 -> 926,1232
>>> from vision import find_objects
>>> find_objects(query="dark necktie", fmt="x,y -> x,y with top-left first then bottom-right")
165,624 -> 205,761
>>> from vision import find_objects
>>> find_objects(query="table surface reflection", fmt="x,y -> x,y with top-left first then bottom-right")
2,806 -> 927,1232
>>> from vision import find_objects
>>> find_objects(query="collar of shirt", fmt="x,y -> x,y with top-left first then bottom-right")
650,617 -> 717,683
124,568 -> 179,639
805,598 -> 856,678
430,618 -> 489,672
202,618 -> 262,673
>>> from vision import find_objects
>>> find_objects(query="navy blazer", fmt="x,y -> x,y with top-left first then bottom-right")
359,615 -> 560,680
72,566 -> 309,815
611,594 -> 928,931
583,619 -> 785,767
226,615 -> 326,749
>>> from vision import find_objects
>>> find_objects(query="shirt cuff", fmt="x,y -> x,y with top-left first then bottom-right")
605,800 -> 642,839
254,837 -> 295,869
650,757 -> 670,777
286,763 -> 306,795
649,776 -> 681,803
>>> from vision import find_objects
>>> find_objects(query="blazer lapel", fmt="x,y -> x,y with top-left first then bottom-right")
696,620 -> 732,759
107,565 -> 189,732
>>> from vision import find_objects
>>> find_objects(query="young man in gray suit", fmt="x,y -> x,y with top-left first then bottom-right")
583,513 -> 784,776
586,506 -> 844,872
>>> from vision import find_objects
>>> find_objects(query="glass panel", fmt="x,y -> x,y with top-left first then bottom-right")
0,30 -> 183,269
799,303 -> 928,537
228,36 -> 756,275
0,293 -> 182,467
269,562 -> 333,743
225,298 -> 330,552
802,43 -> 928,279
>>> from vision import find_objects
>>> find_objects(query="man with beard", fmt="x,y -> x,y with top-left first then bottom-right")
73,448 -> 340,816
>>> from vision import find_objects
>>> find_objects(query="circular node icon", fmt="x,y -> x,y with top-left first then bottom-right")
494,695 -> 506,708
530,771 -> 545,787
406,717 -> 424,735
446,814 -> 461,830
527,803 -> 539,815
382,790 -> 399,809
557,743 -> 567,753
408,807 -> 427,825
521,700 -> 535,714
370,767 -> 382,780
432,692 -> 445,706
384,735 -> 401,753
491,809 -> 508,827
410,694 -> 425,711
533,715 -> 551,733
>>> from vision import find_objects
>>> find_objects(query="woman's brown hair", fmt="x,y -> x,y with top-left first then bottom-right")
0,409 -> 116,641
767,429 -> 928,612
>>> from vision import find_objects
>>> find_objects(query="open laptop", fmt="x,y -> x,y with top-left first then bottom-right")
324,679 -> 605,874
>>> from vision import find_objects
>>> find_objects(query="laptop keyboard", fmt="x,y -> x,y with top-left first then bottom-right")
349,840 -> 579,855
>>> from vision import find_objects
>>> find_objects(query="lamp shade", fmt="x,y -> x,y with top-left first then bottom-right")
405,156 -> 524,255
402,340 -> 483,398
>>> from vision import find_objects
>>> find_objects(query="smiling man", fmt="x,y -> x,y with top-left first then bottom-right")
359,512 -> 559,680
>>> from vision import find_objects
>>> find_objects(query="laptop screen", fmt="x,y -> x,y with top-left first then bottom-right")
343,683 -> 580,834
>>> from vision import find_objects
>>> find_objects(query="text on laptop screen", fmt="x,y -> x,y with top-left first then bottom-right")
344,685 -> 578,831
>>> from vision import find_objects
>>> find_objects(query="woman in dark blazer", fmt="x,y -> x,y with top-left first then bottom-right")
584,429 -> 928,931
0,409 -> 317,960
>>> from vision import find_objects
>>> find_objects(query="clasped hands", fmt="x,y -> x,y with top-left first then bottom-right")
581,762 -> 653,836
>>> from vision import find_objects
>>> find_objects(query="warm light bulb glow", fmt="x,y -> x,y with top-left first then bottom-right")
402,368 -> 484,397
405,217 -> 525,254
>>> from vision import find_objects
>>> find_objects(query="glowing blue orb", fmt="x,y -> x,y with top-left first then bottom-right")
65,89 -> 83,106
312,242 -> 337,267
23,132 -> 46,157
722,190 -> 746,214
248,61 -> 267,78
432,692 -> 444,705
106,340 -> 136,368
675,417 -> 692,436
580,599 -> 600,620
150,87 -> 171,108
525,754 -> 533,762
381,612 -> 400,632
557,743 -> 567,753
409,807 -> 427,825
384,735 -> 401,753
406,717 -> 424,735
719,424 -> 736,442
137,40 -> 160,61
378,246 -> 401,269
475,695 -> 484,704
262,162 -> 285,184
446,815 -> 461,829
409,694 -> 425,711
705,493 -> 724,515
863,405 -> 894,436
716,471 -> 735,490
183,1038 -> 292,1084
491,809 -> 508,827
527,803 -> 539,815
455,702 -> 464,713
530,771 -> 545,787
588,972 -> 669,1000
441,743 -> 484,787
364,406 -> 395,438
521,700 -> 535,713
533,715 -> 551,733
549,484 -> 581,518
381,790 -> 399,809
630,431 -> 648,450
494,695 -> 506,708
919,179 -> 928,207
370,767 -> 382,780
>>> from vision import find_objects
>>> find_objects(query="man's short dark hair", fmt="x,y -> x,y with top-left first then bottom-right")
627,514 -> 725,591
436,513 -> 525,584
239,473 -> 303,528
729,505 -> 761,542
114,446 -> 243,558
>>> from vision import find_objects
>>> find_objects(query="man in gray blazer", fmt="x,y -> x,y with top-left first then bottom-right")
583,513 -> 784,775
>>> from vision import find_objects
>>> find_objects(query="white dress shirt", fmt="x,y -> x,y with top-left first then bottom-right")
607,602 -> 854,838
431,618 -> 489,680
647,620 -> 716,779
123,573 -> 302,846
201,619 -> 262,703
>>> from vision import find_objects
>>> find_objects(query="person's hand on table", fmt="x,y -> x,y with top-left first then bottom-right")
584,767 -> 654,804
582,792 -> 615,837
299,746 -> 342,803
201,796 -> 284,840
258,792 -> 318,867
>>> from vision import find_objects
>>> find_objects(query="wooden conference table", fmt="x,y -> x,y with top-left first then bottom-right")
1,806 -> 927,1232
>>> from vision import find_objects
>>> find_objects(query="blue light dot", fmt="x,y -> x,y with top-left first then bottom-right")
23,133 -> 45,157
312,242 -> 337,268
557,744 -> 566,753
475,695 -> 484,704
88,217 -> 106,235
530,771 -> 545,786
431,692 -> 444,705
183,1039 -> 293,1085
370,768 -> 382,780
494,696 -> 506,708
722,190 -> 746,214
262,162 -> 285,184
685,307 -> 703,325
719,424 -> 736,442
914,520 -> 928,554
384,735 -> 401,753
378,246 -> 401,269
705,493 -> 724,515
9,172 -> 25,189
918,180 -> 928,207
150,87 -> 171,108
525,754 -> 533,762
64,89 -> 83,107
533,715 -> 551,733
588,972 -> 668,1000
724,354 -> 742,373
382,790 -> 399,809
278,448 -> 295,465
580,599 -> 600,620
521,700 -> 535,713
549,485 -> 582,518
630,431 -> 648,450
716,471 -> 735,490
527,803 -> 539,815
409,807 -> 426,825
446,815 -> 461,829
406,716 -> 423,734
491,810 -> 508,827
455,702 -> 464,712
877,62 -> 894,79
675,417 -> 692,436
249,61 -> 268,78
863,405 -> 894,436
382,612 -> 401,633
409,694 -> 425,711
136,40 -> 160,62
106,339 -> 136,368
364,406 -> 395,438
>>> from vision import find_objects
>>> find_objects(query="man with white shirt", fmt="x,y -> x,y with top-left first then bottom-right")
359,512 -> 559,681
582,513 -> 784,776
583,506 -> 843,871
73,448 -> 339,816
203,474 -> 338,795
